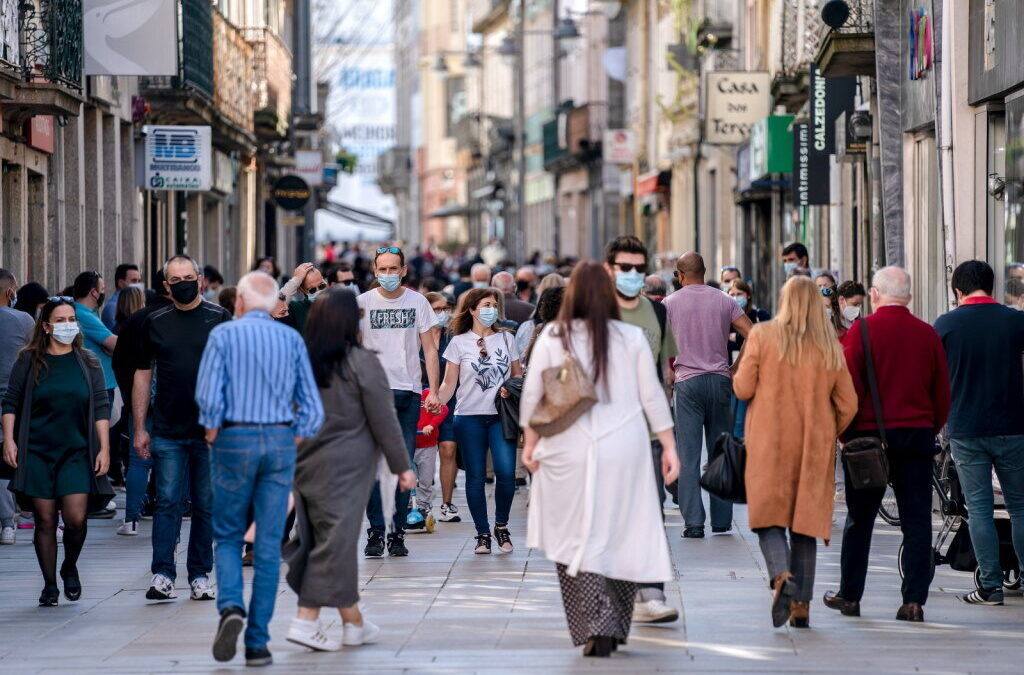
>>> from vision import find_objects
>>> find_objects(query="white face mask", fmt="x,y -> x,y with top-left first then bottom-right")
51,322 -> 80,345
842,305 -> 861,323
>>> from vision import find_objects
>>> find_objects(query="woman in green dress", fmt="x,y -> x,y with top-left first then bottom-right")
2,298 -> 111,606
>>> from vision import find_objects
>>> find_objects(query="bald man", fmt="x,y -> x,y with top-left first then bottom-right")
664,252 -> 753,538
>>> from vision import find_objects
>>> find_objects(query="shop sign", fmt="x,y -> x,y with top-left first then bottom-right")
908,7 -> 934,80
809,66 -> 856,156
83,0 -> 178,76
705,71 -> 772,145
272,175 -> 311,211
748,115 -> 794,181
635,171 -> 662,197
295,150 -> 324,187
25,116 -> 54,154
143,125 -> 211,191
791,123 -> 829,206
603,129 -> 636,165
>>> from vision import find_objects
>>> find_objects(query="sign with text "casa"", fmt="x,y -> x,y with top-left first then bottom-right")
705,72 -> 771,145
143,125 -> 211,191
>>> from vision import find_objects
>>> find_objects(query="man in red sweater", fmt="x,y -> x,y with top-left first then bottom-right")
824,266 -> 950,623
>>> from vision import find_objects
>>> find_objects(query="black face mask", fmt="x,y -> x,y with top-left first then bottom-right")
169,279 -> 199,305
515,280 -> 530,294
95,292 -> 106,307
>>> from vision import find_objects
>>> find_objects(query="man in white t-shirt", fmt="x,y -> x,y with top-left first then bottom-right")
357,247 -> 441,558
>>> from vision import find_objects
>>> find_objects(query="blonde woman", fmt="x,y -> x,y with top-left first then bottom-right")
733,276 -> 858,629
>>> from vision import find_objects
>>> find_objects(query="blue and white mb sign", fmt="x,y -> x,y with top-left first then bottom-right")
143,125 -> 212,191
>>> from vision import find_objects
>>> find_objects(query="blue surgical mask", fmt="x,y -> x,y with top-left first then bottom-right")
615,270 -> 645,298
733,295 -> 748,310
202,289 -> 217,301
473,281 -> 489,289
784,262 -> 798,274
478,307 -> 499,327
377,274 -> 401,292
436,311 -> 451,327
305,291 -> 319,303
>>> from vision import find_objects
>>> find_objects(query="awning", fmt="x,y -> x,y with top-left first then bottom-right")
314,201 -> 394,243
430,204 -> 479,218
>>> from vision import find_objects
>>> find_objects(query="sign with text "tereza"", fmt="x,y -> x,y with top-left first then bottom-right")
705,72 -> 772,145
143,126 -> 211,191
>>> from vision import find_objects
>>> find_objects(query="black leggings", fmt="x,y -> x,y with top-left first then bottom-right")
33,494 -> 89,587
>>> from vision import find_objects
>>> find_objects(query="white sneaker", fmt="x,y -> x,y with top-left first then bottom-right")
342,618 -> 381,646
190,577 -> 216,601
437,502 -> 461,523
145,573 -> 178,600
116,520 -> 138,536
56,525 -> 63,545
0,526 -> 14,545
632,599 -> 679,624
286,618 -> 341,652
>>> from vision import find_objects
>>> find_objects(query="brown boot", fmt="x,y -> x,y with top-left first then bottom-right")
789,600 -> 810,628
770,572 -> 795,628
896,602 -> 924,622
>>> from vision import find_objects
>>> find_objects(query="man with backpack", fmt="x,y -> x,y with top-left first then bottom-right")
604,236 -> 679,624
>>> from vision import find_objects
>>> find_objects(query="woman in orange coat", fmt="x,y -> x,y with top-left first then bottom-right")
733,276 -> 858,630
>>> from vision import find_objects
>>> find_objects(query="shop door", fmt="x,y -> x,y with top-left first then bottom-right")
908,132 -> 945,321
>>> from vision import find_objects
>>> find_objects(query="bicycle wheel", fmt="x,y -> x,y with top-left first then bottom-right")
878,485 -> 900,526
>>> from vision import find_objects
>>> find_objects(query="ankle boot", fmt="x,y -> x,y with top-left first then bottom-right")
770,572 -> 795,628
790,600 -> 810,628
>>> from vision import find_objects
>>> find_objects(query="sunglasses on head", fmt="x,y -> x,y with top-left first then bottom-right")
376,247 -> 402,255
477,336 -> 489,360
614,262 -> 648,274
48,296 -> 74,303
721,266 -> 739,273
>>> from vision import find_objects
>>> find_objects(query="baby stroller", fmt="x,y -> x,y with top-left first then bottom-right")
897,437 -> 1021,591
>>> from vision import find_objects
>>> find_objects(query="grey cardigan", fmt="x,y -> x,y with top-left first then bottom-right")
1,349 -> 112,501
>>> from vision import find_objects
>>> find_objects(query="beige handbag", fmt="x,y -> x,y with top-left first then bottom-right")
528,332 -> 598,437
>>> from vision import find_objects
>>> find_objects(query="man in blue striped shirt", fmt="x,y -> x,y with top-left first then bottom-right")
196,271 -> 324,668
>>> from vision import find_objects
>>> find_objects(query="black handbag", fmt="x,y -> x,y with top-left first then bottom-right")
700,433 -> 747,504
842,319 -> 890,489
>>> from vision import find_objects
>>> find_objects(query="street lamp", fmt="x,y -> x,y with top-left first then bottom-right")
433,54 -> 449,73
552,17 -> 581,41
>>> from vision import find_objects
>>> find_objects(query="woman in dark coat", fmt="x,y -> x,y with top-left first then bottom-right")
1,298 -> 111,606
284,287 -> 414,652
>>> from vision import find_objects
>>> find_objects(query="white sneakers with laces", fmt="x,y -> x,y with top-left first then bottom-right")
286,618 -> 341,652
632,598 -> 680,624
116,520 -> 138,536
146,573 -> 178,600
0,526 -> 15,545
342,618 -> 381,646
190,577 -> 216,601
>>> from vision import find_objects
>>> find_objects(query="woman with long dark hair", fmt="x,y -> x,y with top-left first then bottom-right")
284,287 -> 414,652
1,298 -> 112,606
520,261 -> 680,657
435,287 -> 523,553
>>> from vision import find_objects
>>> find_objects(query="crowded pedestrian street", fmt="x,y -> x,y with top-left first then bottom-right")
1,487 -> 1019,674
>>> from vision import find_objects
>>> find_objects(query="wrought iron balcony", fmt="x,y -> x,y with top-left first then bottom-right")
18,0 -> 82,89
213,10 -> 253,133
139,0 -> 213,100
773,0 -> 824,110
815,0 -> 875,77
243,26 -> 292,139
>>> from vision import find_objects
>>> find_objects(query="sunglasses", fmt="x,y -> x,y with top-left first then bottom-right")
306,281 -> 328,293
477,336 -> 489,360
48,296 -> 74,303
820,287 -> 834,297
721,266 -> 739,273
376,247 -> 402,255
614,262 -> 648,274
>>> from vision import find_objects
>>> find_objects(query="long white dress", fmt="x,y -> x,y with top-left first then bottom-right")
520,320 -> 674,583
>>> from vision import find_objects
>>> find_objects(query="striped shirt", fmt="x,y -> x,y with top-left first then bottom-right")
195,310 -> 324,439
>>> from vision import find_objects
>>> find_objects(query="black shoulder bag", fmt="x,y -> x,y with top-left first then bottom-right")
842,319 -> 890,489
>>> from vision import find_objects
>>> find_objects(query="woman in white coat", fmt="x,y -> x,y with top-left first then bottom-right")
520,261 -> 680,658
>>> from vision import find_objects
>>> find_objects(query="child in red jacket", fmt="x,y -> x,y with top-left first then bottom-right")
409,389 -> 448,532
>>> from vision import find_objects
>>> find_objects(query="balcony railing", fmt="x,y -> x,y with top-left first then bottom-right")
243,26 -> 292,138
139,0 -> 213,99
780,0 -> 823,74
213,10 -> 253,132
19,0 -> 82,90
815,0 -> 875,77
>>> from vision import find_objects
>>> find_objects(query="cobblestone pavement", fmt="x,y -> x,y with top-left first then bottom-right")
0,483 -> 1021,674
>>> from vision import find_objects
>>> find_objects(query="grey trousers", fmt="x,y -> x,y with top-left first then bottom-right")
756,527 -> 817,603
413,445 -> 437,511
674,374 -> 735,529
0,479 -> 15,528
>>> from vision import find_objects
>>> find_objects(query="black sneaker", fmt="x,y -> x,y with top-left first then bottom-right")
387,532 -> 409,557
245,646 -> 273,667
682,527 -> 705,539
364,529 -> 385,558
493,525 -> 513,553
474,533 -> 492,554
961,586 -> 1004,605
212,607 -> 246,662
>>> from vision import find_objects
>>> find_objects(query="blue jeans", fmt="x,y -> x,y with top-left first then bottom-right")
212,425 -> 296,650
366,390 -> 420,533
674,375 -> 735,530
150,437 -> 213,582
731,395 -> 749,439
950,435 -> 1024,591
454,414 -> 515,535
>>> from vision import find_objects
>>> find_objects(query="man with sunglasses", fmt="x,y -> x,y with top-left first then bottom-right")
357,247 -> 441,558
281,263 -> 328,334
603,236 -> 680,625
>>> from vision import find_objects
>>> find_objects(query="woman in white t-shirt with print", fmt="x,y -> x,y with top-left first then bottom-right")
436,288 -> 522,554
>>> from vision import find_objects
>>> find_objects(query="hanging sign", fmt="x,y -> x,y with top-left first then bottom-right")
143,125 -> 211,191
603,129 -> 636,164
272,175 -> 311,211
705,72 -> 771,144
792,123 -> 830,206
809,66 -> 856,156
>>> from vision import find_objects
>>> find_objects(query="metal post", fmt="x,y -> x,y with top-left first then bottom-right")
551,0 -> 561,260
513,0 -> 527,264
